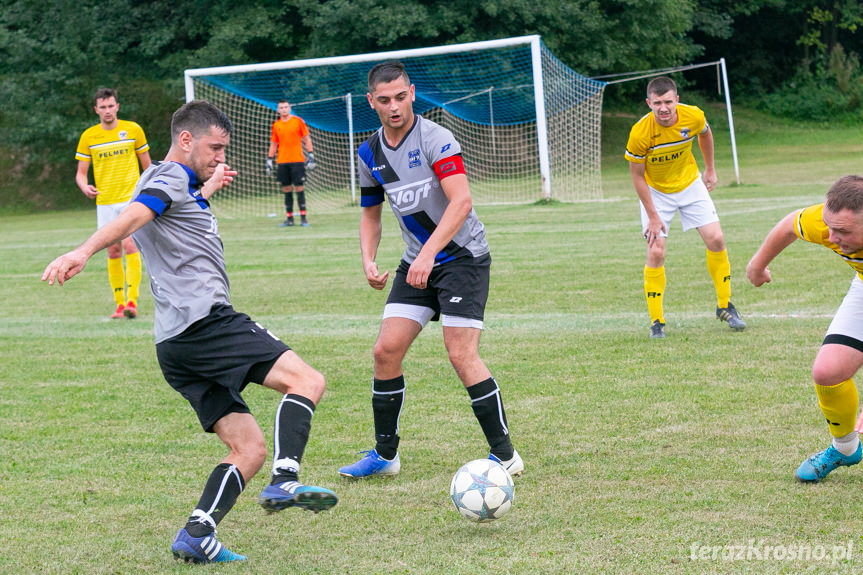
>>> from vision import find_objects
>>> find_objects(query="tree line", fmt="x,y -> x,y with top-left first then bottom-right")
0,0 -> 860,211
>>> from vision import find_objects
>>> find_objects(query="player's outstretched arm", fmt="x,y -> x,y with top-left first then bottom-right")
42,202 -> 156,286
746,211 -> 798,287
360,204 -> 389,290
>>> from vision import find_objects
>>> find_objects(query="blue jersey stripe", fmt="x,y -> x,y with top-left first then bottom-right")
401,213 -> 450,263
134,189 -> 170,216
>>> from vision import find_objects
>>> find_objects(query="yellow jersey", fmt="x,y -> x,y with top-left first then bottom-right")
625,103 -> 708,194
794,203 -> 863,280
75,120 -> 149,205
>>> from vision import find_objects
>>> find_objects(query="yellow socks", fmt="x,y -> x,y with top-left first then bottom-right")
815,379 -> 859,438
706,249 -> 731,308
644,265 -> 665,324
125,251 -> 142,305
107,257 -> 125,305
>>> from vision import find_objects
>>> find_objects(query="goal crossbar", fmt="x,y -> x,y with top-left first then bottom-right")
183,36 -> 605,215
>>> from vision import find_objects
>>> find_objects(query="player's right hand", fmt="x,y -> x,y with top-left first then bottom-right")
745,260 -> 771,287
42,251 -> 88,286
365,261 -> 389,290
643,219 -> 666,247
82,185 -> 99,199
265,157 -> 274,175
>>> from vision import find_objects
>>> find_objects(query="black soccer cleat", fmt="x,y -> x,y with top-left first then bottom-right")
649,319 -> 666,339
716,302 -> 746,331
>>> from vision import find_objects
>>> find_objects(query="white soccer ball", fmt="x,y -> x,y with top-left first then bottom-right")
450,458 -> 514,522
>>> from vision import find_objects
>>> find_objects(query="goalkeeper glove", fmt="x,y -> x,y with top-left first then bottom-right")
306,152 -> 317,170
265,157 -> 274,175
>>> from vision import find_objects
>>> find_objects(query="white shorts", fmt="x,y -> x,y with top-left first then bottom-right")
96,201 -> 130,229
639,177 -> 719,237
825,276 -> 863,344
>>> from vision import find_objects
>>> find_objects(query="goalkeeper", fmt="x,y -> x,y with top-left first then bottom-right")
748,175 -> 863,483
625,76 -> 745,338
266,99 -> 315,227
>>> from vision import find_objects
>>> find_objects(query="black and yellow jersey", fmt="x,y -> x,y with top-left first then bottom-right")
625,103 -> 708,194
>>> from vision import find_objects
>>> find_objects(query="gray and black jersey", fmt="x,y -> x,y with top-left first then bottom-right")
358,115 -> 489,265
131,161 -> 230,343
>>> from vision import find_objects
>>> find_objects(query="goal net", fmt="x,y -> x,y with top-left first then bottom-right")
185,36 -> 606,218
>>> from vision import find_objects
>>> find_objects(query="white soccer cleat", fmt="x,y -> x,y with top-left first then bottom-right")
489,450 -> 524,477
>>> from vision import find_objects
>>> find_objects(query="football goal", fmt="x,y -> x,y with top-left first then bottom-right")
184,35 -> 606,218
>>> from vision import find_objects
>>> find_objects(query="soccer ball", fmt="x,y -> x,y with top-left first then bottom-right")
449,459 -> 514,522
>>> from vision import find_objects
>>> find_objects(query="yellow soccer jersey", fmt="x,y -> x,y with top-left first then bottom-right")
795,203 -> 863,280
624,103 -> 708,194
75,120 -> 149,205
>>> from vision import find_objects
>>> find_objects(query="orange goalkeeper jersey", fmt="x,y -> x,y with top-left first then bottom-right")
75,120 -> 149,205
271,115 -> 309,164
624,103 -> 708,194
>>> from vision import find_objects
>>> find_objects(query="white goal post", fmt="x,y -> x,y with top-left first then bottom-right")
184,36 -> 605,217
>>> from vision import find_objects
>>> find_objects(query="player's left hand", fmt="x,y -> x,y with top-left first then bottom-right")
201,163 -> 238,199
406,253 -> 434,289
306,152 -> 317,170
42,250 -> 88,286
703,168 -> 717,192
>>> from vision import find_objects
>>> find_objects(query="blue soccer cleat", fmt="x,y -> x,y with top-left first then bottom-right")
338,449 -> 401,479
489,449 -> 525,477
258,481 -> 338,514
171,528 -> 246,564
796,443 -> 862,483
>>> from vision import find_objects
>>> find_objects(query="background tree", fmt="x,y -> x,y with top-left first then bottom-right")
0,0 -> 860,211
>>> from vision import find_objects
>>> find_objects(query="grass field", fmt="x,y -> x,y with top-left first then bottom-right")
2,108 -> 863,574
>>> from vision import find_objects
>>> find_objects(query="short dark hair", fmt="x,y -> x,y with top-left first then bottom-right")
646,76 -> 677,98
825,175 -> 863,213
93,87 -> 117,105
278,99 -> 290,104
368,60 -> 410,92
170,100 -> 233,143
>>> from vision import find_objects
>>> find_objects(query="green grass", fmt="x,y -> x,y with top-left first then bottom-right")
2,113 -> 863,573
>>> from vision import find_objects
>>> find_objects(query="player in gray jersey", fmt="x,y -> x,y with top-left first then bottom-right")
338,60 -> 523,479
43,100 -> 337,564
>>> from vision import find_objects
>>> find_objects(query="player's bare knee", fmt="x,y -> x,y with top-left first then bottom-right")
301,368 -> 326,400
227,438 -> 267,477
284,367 -> 326,402
245,442 -> 268,472
646,244 -> 665,264
373,339 -> 404,366
812,362 -> 851,387
447,347 -> 479,373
